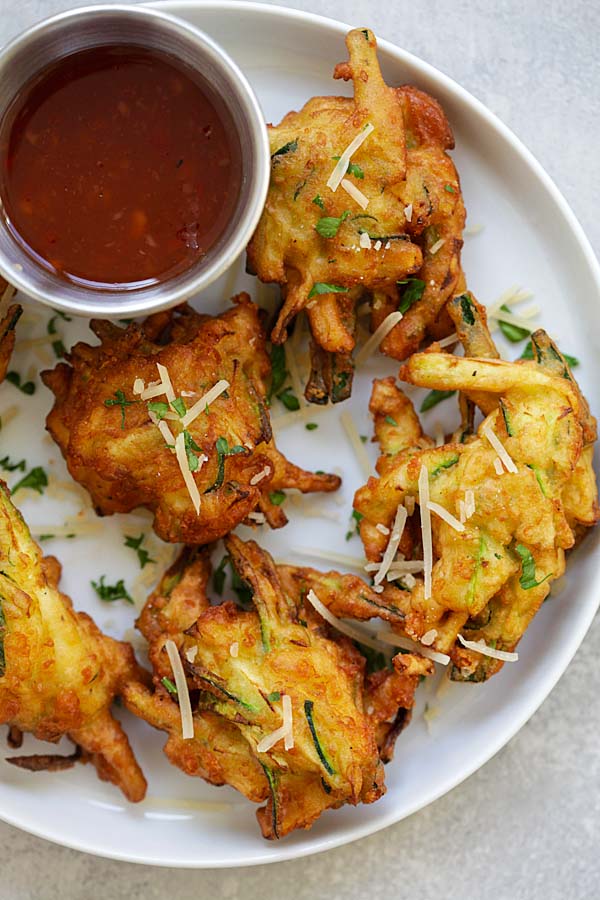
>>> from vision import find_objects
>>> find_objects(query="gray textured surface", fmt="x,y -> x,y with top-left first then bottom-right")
0,0 -> 599,897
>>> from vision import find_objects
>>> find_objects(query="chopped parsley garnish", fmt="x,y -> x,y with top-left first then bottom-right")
312,195 -> 325,209
384,415 -> 397,426
183,430 -> 203,471
346,162 -> 364,179
12,466 -> 48,496
147,400 -> 170,420
0,455 -> 26,473
6,371 -> 35,395
498,304 -> 530,343
104,389 -> 138,429
47,313 -> 71,359
519,343 -> 579,368
308,282 -> 349,299
515,544 -> 552,591
444,184 -> 456,193
360,435 -> 368,444
91,576 -> 133,604
276,386 -> 300,411
315,211 -> 350,238
269,490 -> 286,506
272,139 -> 298,158
305,422 -> 318,431
161,676 -> 178,695
205,437 -> 245,493
345,509 -> 363,541
267,691 -> 281,702
397,277 -> 425,313
171,397 -> 186,417
420,389 -> 456,412
124,533 -> 155,569
268,344 -> 287,402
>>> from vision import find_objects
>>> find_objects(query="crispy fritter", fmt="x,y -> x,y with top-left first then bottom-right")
41,296 -> 340,544
0,280 -> 22,383
124,536 -> 431,839
247,28 -> 465,402
0,483 -> 146,800
354,307 -> 598,681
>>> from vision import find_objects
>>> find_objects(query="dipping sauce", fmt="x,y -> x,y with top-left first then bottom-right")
0,46 -> 242,289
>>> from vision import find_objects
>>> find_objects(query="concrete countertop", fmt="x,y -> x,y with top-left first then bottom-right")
0,1 -> 598,897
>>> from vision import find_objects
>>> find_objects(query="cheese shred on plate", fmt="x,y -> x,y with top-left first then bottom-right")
174,432 -> 202,514
482,420 -> 518,473
457,633 -> 518,662
306,588 -> 383,651
180,379 -> 230,428
427,501 -> 465,533
373,504 -> 408,585
418,465 -> 433,600
156,363 -> 176,403
340,178 -> 369,209
326,122 -> 374,192
164,639 -> 194,739
257,694 -> 294,753
355,311 -> 403,365
340,410 -> 372,479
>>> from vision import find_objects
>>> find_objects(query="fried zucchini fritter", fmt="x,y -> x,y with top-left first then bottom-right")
41,296 -> 340,544
0,482 -> 146,800
354,313 -> 598,681
0,278 -> 22,384
247,28 -> 465,402
124,536 -> 431,839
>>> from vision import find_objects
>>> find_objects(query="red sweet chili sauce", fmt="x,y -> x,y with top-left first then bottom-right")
0,46 -> 242,289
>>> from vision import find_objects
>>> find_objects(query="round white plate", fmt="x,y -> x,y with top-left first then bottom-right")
0,0 -> 598,868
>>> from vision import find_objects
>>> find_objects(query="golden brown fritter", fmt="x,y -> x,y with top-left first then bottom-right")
124,536 -> 431,839
247,28 -> 465,402
0,482 -> 147,800
0,278 -> 22,383
354,302 -> 598,681
41,295 -> 340,545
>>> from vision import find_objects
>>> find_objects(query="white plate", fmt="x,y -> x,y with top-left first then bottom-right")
0,0 -> 598,868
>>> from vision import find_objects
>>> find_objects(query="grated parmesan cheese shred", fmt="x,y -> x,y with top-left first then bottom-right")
306,588 -> 383,651
375,629 -> 450,665
180,379 -> 230,428
403,203 -> 413,222
355,311 -> 403,365
340,411 -> 372,478
250,466 -> 271,486
427,501 -> 465,533
418,466 -> 433,600
373,504 -> 408,585
428,238 -> 446,255
164,639 -> 194,739
257,694 -> 294,754
340,178 -> 369,209
326,123 -> 374,192
174,433 -> 202,514
482,420 -> 518,473
156,363 -> 175,402
457,634 -> 518,662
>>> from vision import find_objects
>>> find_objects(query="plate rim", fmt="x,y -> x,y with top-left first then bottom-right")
0,0 -> 599,868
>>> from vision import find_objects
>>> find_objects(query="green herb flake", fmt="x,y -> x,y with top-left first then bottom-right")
171,397 -> 186,417
312,195 -> 325,210
91,576 -> 133,605
161,676 -> 178,696
124,533 -> 155,569
397,277 -> 425,313
12,466 -> 48,496
515,544 -> 552,591
384,415 -> 397,426
315,211 -> 350,239
6,371 -> 35,395
104,389 -> 138,429
346,162 -> 364,179
269,490 -> 286,506
420,389 -> 456,412
305,422 -> 318,431
147,400 -> 170,420
268,344 -> 288,403
307,282 -> 349,299
183,430 -> 202,472
276,386 -> 300,411
267,691 -> 281,703
0,455 -> 26,473
360,435 -> 368,444
444,184 -> 456,193
345,509 -> 364,541
498,304 -> 530,343
205,437 -> 246,493
272,139 -> 298,158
